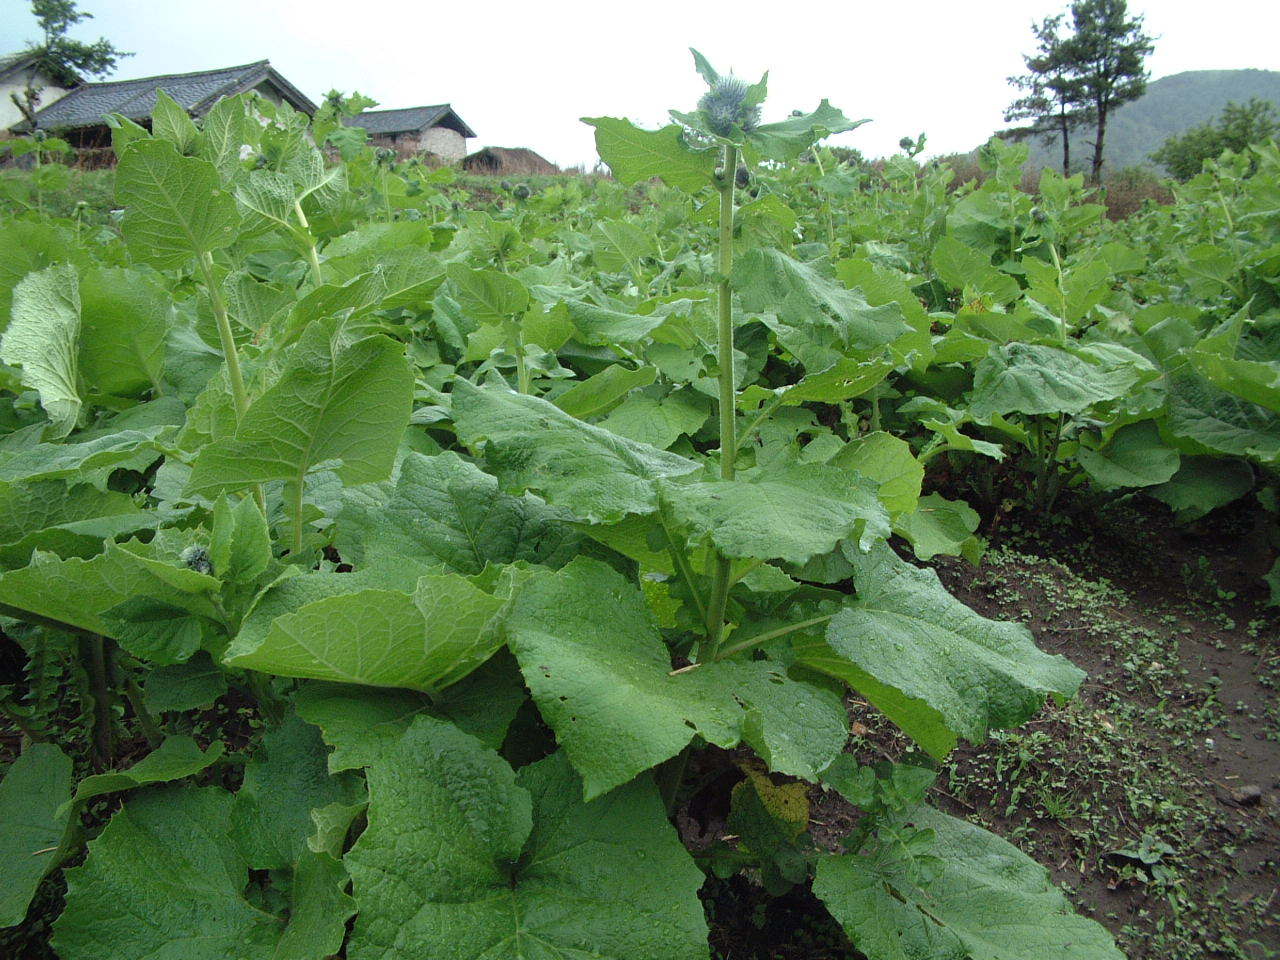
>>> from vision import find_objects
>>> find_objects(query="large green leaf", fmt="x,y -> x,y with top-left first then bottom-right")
345,720 -> 709,960
1165,371 -> 1280,463
1148,456 -> 1255,522
583,117 -> 716,192
968,343 -> 1148,419
661,464 -> 890,564
828,431 -> 923,517
1,263 -> 82,438
600,386 -> 710,449
814,804 -> 1123,960
77,266 -> 168,398
1078,421 -> 1180,490
553,362 -> 657,419
445,264 -> 529,325
224,567 -> 517,693
892,493 -> 982,562
336,451 -> 579,574
797,543 -> 1083,758
0,425 -> 172,486
61,735 -> 224,815
0,479 -> 147,568
503,557 -> 847,798
452,379 -> 698,523
932,236 -> 1021,304
114,138 -> 241,268
187,318 -> 414,497
54,782 -> 351,960
0,743 -> 72,928
296,651 -> 528,770
733,249 -> 911,371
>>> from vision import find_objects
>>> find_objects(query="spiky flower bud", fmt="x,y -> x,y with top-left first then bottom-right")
180,545 -> 213,576
513,184 -> 532,200
899,136 -> 914,152
698,76 -> 760,138
500,180 -> 513,192
735,164 -> 751,189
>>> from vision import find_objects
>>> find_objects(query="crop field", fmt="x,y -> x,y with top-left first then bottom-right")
0,54 -> 1277,960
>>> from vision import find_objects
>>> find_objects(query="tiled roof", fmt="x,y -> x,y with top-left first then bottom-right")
345,104 -> 475,139
23,60 -> 316,130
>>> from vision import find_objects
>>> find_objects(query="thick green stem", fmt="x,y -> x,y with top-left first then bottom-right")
656,745 -> 692,816
79,635 -> 112,769
706,143 -> 738,657
199,252 -> 265,513
507,319 -> 530,394
200,252 -> 250,420
710,614 -> 836,663
294,201 -> 324,286
290,479 -> 306,557
1048,243 -> 1069,345
123,676 -> 162,747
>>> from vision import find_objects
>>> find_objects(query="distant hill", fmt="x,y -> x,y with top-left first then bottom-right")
1004,68 -> 1280,173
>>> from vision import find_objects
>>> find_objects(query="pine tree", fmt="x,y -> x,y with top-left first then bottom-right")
1066,0 -> 1155,183
1005,14 -> 1090,176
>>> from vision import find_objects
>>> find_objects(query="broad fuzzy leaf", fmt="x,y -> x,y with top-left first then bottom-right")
224,568 -> 515,693
187,318 -> 414,497
0,743 -> 72,927
337,451 -> 580,574
829,431 -> 923,517
2,263 -> 82,437
77,266 -> 168,398
661,465 -> 890,564
54,783 -> 351,960
61,736 -> 224,816
797,543 -> 1083,758
452,379 -> 698,523
583,117 -> 717,192
969,343 -> 1150,419
115,139 -> 241,268
814,804 -> 1123,960
1078,421 -> 1180,490
345,720 -> 708,960
504,557 -> 847,798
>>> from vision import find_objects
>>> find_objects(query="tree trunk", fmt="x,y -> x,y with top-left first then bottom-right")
1058,105 -> 1071,177
1090,101 -> 1108,184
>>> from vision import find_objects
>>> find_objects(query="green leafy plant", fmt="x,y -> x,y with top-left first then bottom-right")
3,44 -> 1277,960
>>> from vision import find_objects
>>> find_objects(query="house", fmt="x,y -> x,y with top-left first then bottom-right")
12,60 -> 316,147
345,105 -> 475,162
0,51 -> 77,132
462,146 -> 559,176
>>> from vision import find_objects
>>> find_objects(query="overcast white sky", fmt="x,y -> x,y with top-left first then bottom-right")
2,0 -> 1278,167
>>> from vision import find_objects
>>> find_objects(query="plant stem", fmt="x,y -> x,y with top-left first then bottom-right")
659,509 -> 707,628
123,676 -> 162,747
199,252 -> 250,420
711,614 -> 836,662
507,319 -> 530,393
79,635 -> 112,770
199,252 -> 265,513
706,143 -> 738,657
294,201 -> 324,286
655,745 -> 691,816
735,394 -> 783,452
1048,243 -> 1069,344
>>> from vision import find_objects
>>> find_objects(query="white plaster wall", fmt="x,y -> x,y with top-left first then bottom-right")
421,126 -> 466,162
0,70 -> 70,132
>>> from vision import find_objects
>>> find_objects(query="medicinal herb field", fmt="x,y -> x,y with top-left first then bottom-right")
0,53 -> 1276,960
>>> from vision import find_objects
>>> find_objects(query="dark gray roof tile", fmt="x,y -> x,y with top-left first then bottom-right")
24,60 -> 315,131
345,104 -> 475,138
